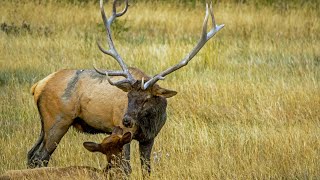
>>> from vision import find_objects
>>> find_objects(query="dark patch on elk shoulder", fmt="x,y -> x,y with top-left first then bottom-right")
62,70 -> 83,100
72,117 -> 111,134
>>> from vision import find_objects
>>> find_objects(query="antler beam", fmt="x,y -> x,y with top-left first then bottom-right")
95,0 -> 135,85
142,1 -> 224,90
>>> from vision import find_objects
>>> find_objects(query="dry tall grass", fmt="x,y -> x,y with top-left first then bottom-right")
0,1 -> 319,179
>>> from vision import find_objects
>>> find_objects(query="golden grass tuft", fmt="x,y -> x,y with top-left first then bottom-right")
0,1 -> 319,179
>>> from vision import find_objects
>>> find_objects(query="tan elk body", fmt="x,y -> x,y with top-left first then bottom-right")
30,68 -> 148,135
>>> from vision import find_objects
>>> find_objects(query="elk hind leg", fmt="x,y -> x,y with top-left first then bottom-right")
29,116 -> 73,168
122,143 -> 132,175
27,129 -> 44,167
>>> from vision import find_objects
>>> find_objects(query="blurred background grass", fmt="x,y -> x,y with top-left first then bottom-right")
0,0 -> 319,179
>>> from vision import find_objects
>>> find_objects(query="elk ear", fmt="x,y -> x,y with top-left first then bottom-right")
153,87 -> 177,98
83,142 -> 102,153
120,132 -> 132,145
115,82 -> 132,92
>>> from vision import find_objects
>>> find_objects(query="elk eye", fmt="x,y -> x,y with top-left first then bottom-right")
142,98 -> 150,107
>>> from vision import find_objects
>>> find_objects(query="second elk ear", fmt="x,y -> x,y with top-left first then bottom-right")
152,86 -> 177,98
120,132 -> 132,146
83,142 -> 102,153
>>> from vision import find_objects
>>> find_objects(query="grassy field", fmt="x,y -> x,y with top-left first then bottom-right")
0,0 -> 319,179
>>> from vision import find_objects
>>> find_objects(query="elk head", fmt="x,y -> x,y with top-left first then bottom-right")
94,0 -> 224,136
83,127 -> 132,165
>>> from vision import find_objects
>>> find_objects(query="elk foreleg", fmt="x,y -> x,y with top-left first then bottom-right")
139,139 -> 154,176
122,143 -> 131,175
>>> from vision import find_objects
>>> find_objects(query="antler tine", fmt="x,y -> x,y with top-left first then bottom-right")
142,1 -> 224,90
202,3 -> 210,39
113,0 -> 129,17
97,40 -> 114,57
96,0 -> 135,85
209,2 -> 216,29
93,65 -> 127,77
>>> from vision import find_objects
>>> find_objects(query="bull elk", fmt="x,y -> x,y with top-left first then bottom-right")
1,129 -> 131,180
27,0 -> 224,175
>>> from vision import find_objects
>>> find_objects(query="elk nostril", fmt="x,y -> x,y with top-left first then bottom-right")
123,121 -> 131,128
123,117 -> 132,128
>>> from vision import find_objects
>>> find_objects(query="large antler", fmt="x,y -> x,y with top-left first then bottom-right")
142,2 -> 224,90
94,0 -> 136,86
